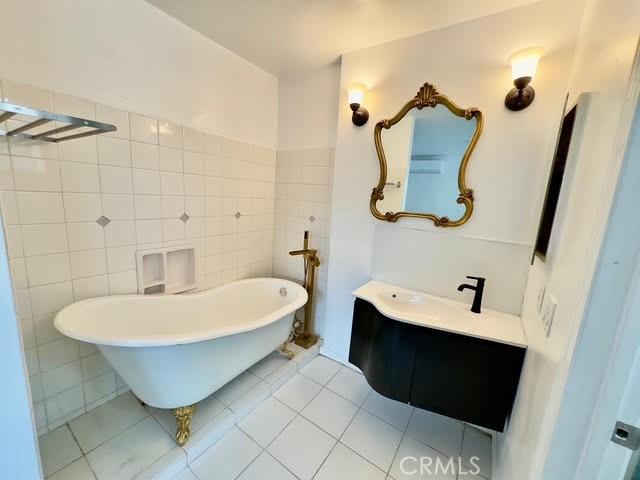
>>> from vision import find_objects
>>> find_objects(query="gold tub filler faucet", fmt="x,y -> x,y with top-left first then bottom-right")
288,230 -> 320,349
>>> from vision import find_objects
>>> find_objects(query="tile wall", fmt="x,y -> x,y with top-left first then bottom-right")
272,149 -> 334,336
0,79 -> 276,435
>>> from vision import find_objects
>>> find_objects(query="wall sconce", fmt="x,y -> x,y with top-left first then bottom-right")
505,47 -> 544,111
348,83 -> 369,126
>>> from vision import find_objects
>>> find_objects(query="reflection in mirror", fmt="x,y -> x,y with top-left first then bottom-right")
378,105 -> 476,219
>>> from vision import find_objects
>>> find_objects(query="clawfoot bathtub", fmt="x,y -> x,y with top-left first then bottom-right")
54,278 -> 307,445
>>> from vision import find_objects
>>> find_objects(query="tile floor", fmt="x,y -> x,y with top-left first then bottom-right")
39,351 -> 492,480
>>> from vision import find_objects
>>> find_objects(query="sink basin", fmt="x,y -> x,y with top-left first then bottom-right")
353,280 -> 527,347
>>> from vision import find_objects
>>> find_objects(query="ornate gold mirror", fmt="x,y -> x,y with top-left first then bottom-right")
371,83 -> 483,227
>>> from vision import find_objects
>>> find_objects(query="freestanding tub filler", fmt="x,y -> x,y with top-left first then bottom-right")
54,277 -> 307,445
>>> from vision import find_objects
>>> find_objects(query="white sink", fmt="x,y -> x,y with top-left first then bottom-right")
353,280 -> 527,348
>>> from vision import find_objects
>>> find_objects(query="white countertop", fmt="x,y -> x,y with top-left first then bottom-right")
352,280 -> 527,348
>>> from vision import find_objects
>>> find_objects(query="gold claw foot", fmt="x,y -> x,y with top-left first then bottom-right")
173,405 -> 196,446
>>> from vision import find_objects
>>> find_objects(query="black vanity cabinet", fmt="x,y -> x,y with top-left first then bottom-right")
349,298 -> 526,432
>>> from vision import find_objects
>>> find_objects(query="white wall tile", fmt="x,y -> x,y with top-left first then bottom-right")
106,245 -> 136,273
162,196 -> 184,218
159,147 -> 183,172
101,194 -> 134,221
54,93 -> 94,119
67,222 -> 104,251
12,157 -> 61,191
108,269 -> 137,294
185,196 -> 205,217
63,193 -> 102,222
133,169 -> 161,194
136,219 -> 162,244
25,253 -> 71,287
159,121 -> 182,148
30,281 -> 74,316
95,104 -> 130,139
80,352 -> 111,380
130,113 -> 158,144
45,385 -> 84,424
183,127 -> 204,152
1,190 -> 19,225
38,337 -> 79,372
84,371 -> 116,405
0,154 -> 13,189
9,258 -> 28,289
42,361 -> 82,398
132,142 -> 159,170
69,249 -> 107,279
60,161 -> 100,193
160,172 -> 184,195
58,137 -> 98,165
22,224 -> 68,256
205,155 -> 222,177
97,136 -> 131,167
162,219 -> 185,241
104,220 -> 136,247
184,151 -> 204,174
184,173 -> 204,195
99,165 -> 132,194
73,275 -> 109,301
16,191 -> 65,224
34,313 -> 63,345
134,195 -> 162,219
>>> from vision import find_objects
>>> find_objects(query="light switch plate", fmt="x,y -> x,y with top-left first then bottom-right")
537,286 -> 546,313
543,294 -> 557,337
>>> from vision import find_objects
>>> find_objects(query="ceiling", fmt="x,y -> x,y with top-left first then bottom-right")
145,0 -> 541,77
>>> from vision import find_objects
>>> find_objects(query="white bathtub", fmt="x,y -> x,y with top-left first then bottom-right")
54,278 -> 307,410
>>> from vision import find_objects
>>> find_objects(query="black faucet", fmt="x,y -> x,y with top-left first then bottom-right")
457,276 -> 485,314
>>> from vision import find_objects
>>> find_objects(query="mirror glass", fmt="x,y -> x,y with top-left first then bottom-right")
377,105 -> 476,219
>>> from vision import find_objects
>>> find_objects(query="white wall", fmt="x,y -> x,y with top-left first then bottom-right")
0,213 -> 41,480
323,0 -> 582,360
277,64 -> 341,150
497,0 -> 640,476
0,0 -> 278,148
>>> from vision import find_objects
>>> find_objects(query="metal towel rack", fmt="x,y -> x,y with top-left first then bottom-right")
0,101 -> 116,143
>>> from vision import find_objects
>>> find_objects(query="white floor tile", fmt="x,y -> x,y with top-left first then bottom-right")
405,409 -> 464,458
389,435 -> 456,480
182,409 -> 235,463
363,390 -> 414,431
237,452 -> 297,480
85,416 -> 174,480
214,371 -> 261,406
341,410 -> 403,472
272,373 -> 322,411
238,397 -> 296,447
249,351 -> 289,379
315,443 -> 386,480
172,468 -> 199,480
300,355 -> 341,385
267,416 -> 336,480
326,367 -> 371,406
190,427 -> 261,480
39,425 -> 83,477
68,392 -> 148,453
229,381 -> 270,421
302,388 -> 358,438
46,457 -> 95,480
460,426 -> 492,479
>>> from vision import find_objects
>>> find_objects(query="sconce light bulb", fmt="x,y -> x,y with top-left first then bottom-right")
509,47 -> 544,82
348,83 -> 366,105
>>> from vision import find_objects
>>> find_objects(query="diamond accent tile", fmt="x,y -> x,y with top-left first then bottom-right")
309,216 -> 315,223
96,216 -> 110,227
180,213 -> 190,222
235,212 -> 241,219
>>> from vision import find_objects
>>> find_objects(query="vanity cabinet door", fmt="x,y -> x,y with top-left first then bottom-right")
349,298 -> 417,402
410,326 -> 525,431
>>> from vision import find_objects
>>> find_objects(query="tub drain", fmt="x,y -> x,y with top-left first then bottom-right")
280,287 -> 288,296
